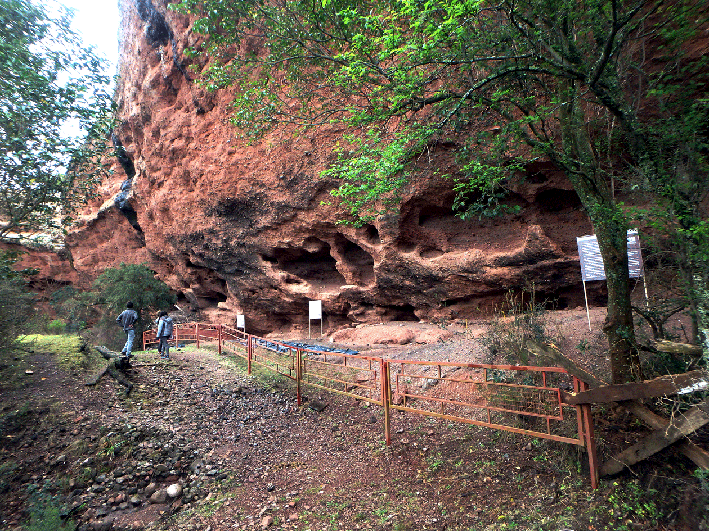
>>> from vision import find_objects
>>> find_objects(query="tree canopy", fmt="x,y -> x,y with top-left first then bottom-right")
93,263 -> 176,319
0,0 -> 113,241
175,0 -> 709,382
93,263 -> 176,349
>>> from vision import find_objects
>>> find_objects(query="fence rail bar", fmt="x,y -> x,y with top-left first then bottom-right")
141,321 -> 599,487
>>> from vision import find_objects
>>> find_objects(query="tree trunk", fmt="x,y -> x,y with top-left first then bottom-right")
595,221 -> 642,383
559,83 -> 641,384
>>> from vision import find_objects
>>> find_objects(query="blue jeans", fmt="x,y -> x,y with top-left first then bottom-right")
122,329 -> 135,356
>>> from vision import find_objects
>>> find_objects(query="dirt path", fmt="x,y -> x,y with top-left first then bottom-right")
0,325 -> 704,531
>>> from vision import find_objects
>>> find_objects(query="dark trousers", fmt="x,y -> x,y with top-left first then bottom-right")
158,336 -> 170,357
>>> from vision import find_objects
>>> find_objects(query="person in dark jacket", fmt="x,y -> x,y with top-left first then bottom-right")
156,310 -> 174,359
116,301 -> 139,357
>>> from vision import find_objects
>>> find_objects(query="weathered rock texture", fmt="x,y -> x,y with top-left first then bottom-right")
25,0 -> 606,334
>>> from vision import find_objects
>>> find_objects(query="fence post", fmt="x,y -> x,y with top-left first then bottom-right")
296,349 -> 302,407
142,331 -> 146,351
218,324 -> 222,355
247,334 -> 252,374
196,323 -> 200,349
580,380 -> 599,489
382,360 -> 391,446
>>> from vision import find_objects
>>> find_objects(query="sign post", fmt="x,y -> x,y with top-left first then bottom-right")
309,300 -> 322,339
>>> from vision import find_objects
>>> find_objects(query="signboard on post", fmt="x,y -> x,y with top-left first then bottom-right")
576,229 -> 646,330
236,314 -> 245,331
577,230 -> 644,281
309,300 -> 322,338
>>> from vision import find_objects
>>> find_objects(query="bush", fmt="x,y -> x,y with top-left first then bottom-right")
481,287 -> 558,365
46,319 -> 66,335
49,286 -> 92,333
0,276 -> 35,355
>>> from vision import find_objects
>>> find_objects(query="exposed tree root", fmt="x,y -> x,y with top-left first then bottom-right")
85,346 -> 134,396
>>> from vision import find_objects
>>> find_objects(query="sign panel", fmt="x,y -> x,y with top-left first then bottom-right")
309,300 -> 322,320
236,314 -> 245,329
577,230 -> 643,282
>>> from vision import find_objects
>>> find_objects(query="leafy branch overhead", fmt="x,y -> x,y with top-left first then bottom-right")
175,0 -> 705,214
0,0 -> 114,241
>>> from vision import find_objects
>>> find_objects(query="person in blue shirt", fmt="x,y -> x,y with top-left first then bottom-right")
156,310 -> 174,359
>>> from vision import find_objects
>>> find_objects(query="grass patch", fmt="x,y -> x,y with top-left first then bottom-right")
19,334 -> 102,373
24,488 -> 75,531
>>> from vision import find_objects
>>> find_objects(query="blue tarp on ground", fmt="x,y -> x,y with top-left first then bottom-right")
282,340 -> 359,355
254,338 -> 358,355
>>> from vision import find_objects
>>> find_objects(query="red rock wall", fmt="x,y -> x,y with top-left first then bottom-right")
29,0 -> 606,334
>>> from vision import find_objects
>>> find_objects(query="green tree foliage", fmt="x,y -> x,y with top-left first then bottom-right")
0,251 -> 36,354
0,0 -> 113,240
92,263 -> 176,348
174,0 -> 708,382
49,285 -> 94,333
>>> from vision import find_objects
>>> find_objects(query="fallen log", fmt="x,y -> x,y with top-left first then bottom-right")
525,339 -> 709,471
601,397 -> 709,476
524,340 -> 606,388
85,346 -> 134,396
622,401 -> 709,469
562,370 -> 709,405
85,365 -> 109,386
651,339 -> 705,369
651,339 -> 703,357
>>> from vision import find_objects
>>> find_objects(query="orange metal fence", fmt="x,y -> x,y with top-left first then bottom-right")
143,323 -> 598,488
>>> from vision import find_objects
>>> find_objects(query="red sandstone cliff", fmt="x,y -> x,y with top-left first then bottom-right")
21,0 -> 605,335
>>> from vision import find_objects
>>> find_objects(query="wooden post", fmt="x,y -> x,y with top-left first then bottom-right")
218,324 -> 222,355
247,334 -> 252,374
580,381 -> 599,489
196,323 -> 200,349
296,349 -> 302,407
382,360 -> 391,446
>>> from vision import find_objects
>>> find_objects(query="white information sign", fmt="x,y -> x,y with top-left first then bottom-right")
236,314 -> 245,329
309,300 -> 322,320
576,229 -> 646,331
576,230 -> 644,281
309,300 -> 323,338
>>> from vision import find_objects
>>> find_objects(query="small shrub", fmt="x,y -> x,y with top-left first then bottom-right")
46,320 -> 66,335
0,275 -> 35,355
481,287 -> 558,365
24,487 -> 75,531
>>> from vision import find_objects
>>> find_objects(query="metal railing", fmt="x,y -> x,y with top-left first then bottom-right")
143,323 -> 598,487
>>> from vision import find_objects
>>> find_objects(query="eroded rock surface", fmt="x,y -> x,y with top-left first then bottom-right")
22,0 -> 605,334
